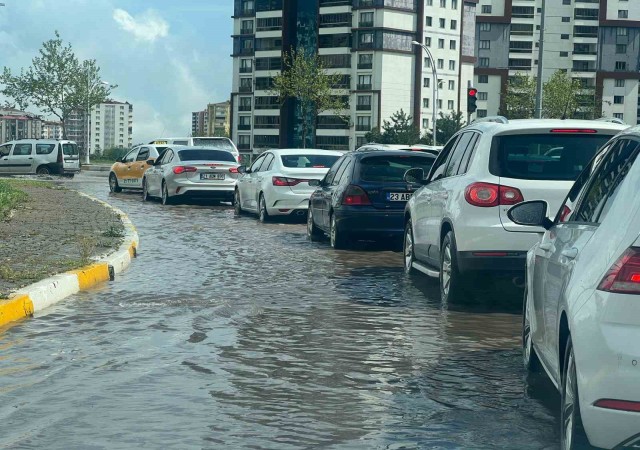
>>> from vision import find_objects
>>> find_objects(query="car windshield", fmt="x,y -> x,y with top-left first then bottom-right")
494,134 -> 611,181
280,154 -> 340,168
359,155 -> 435,182
178,149 -> 236,162
62,143 -> 78,156
192,138 -> 234,150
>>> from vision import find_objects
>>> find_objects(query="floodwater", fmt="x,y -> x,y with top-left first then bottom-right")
0,174 -> 560,449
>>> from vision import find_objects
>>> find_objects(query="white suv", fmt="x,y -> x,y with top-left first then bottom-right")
402,117 -> 627,301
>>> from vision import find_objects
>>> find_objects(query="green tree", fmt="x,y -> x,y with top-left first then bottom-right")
271,49 -> 348,148
0,31 -> 114,139
436,111 -> 465,144
364,109 -> 421,145
501,72 -> 536,119
542,70 -> 583,119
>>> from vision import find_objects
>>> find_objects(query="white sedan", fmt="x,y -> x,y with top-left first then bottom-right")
508,131 -> 640,450
234,149 -> 343,222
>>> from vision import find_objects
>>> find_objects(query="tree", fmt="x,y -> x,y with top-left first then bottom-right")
543,70 -> 583,119
436,111 -> 465,144
0,31 -> 114,139
364,109 -> 422,145
501,72 -> 536,119
271,49 -> 348,148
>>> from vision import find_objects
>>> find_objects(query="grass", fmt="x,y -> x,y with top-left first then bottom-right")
0,180 -> 28,220
102,225 -> 125,238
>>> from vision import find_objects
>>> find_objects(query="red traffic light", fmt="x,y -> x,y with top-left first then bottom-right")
468,88 -> 478,97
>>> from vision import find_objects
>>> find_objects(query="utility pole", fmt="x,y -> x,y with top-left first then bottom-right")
534,0 -> 546,119
412,41 -> 439,146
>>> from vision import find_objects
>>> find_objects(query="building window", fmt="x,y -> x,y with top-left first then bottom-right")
480,23 -> 491,32
615,79 -> 625,88
451,20 -> 457,30
358,75 -> 372,89
440,0 -> 446,6
615,61 -> 627,71
356,116 -> 371,132
423,98 -> 430,108
477,109 -> 488,118
240,59 -> 253,73
616,44 -> 627,54
356,136 -> 368,148
437,99 -> 443,109
422,118 -> 428,128
356,95 -> 372,111
562,17 -> 570,22
479,57 -> 489,67
438,39 -> 445,49
437,59 -> 444,69
424,78 -> 430,87
451,0 -> 457,8
561,34 -> 569,40
425,37 -> 431,47
613,113 -> 624,120
426,16 -> 432,27
439,18 -> 445,28
449,60 -> 455,70
614,96 -> 624,104
360,12 -> 374,27
239,97 -> 252,112
424,58 -> 432,68
448,80 -> 455,90
618,10 -> 628,19
358,53 -> 373,69
478,75 -> 489,83
617,27 -> 628,36
478,92 -> 488,101
480,40 -> 490,49
562,0 -> 570,4
481,5 -> 492,14
426,0 -> 432,5
448,100 -> 454,110
450,40 -> 456,50
560,51 -> 569,57
237,135 -> 251,150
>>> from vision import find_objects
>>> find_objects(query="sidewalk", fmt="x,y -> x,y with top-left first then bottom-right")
0,180 -> 124,298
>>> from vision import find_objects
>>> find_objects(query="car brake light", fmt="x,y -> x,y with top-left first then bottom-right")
342,185 -> 371,206
559,205 -> 571,222
464,182 -> 524,207
173,166 -> 197,174
229,167 -> 239,173
272,176 -> 309,186
550,129 -> 597,133
594,399 -> 640,412
598,247 -> 640,294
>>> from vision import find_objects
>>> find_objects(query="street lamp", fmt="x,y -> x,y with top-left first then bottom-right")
412,40 -> 439,146
85,79 -> 110,165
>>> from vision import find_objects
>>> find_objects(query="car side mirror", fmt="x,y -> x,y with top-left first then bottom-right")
238,165 -> 247,174
308,179 -> 321,187
507,200 -> 553,230
146,159 -> 155,165
403,168 -> 425,185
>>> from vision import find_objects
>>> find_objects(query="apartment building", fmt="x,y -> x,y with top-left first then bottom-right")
208,101 -> 231,136
0,108 -> 42,144
192,109 -> 209,136
89,101 -> 134,154
474,0 -> 640,124
41,121 -> 63,140
231,0 -> 476,155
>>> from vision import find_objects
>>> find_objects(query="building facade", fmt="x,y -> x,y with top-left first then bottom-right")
208,101 -> 231,136
41,121 -> 64,140
230,0 -> 476,156
89,101 -> 134,154
474,0 -> 640,124
192,109 -> 209,136
0,108 -> 42,144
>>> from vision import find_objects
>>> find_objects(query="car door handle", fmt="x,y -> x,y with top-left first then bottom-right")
539,242 -> 554,252
28,157 -> 33,160
561,247 -> 579,260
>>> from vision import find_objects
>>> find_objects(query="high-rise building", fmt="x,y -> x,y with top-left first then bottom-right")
230,0 -> 476,157
41,121 -> 63,140
192,109 -> 209,136
89,101 -> 134,154
208,101 -> 231,137
474,1 -> 640,124
0,108 -> 42,143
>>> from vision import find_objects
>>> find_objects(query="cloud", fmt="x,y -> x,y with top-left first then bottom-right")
113,8 -> 169,43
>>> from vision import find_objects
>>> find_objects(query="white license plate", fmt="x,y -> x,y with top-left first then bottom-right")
388,192 -> 411,201
200,173 -> 224,180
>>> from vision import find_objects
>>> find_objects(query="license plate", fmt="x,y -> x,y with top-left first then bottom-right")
388,192 -> 411,201
200,173 -> 224,180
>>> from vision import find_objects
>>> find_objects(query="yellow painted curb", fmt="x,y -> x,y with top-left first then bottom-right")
0,295 -> 34,327
70,263 -> 111,291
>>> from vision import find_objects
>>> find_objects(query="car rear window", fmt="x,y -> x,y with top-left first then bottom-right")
62,143 -> 78,156
280,154 -> 340,168
493,134 -> 611,181
192,138 -> 234,150
359,155 -> 435,182
178,149 -> 236,162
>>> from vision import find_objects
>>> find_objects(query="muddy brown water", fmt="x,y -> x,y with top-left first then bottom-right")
0,174 -> 561,449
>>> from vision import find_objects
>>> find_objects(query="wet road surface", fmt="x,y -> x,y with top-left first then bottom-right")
0,174 -> 561,449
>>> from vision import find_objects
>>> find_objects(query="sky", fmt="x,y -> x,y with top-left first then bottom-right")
0,0 -> 234,144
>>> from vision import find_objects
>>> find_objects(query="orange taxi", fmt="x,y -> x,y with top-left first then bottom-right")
108,144 -> 167,193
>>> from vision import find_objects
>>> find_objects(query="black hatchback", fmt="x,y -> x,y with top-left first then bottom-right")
307,149 -> 435,249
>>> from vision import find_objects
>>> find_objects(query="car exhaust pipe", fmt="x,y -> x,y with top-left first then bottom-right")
512,276 -> 526,289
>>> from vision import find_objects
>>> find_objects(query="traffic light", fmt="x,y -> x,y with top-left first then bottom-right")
467,87 -> 478,114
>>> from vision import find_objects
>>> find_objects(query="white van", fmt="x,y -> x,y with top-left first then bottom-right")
149,137 -> 239,161
0,139 -> 80,176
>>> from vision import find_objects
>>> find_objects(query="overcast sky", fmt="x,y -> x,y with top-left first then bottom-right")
0,0 -> 233,144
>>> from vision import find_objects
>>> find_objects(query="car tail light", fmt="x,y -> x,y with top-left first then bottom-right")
550,129 -> 597,134
594,399 -> 640,412
464,182 -> 524,207
173,166 -> 197,174
342,185 -> 371,206
229,167 -> 239,173
559,205 -> 572,222
598,247 -> 640,294
272,177 -> 308,186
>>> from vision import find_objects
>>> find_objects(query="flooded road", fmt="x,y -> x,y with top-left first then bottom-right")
0,174 -> 560,449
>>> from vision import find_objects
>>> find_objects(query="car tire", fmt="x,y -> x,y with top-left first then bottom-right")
330,213 -> 348,250
109,173 -> 122,193
258,193 -> 269,223
234,189 -> 244,216
307,208 -> 323,241
560,336 -> 591,450
404,220 -> 416,274
161,181 -> 173,206
142,178 -> 150,202
36,165 -> 51,176
440,231 -> 467,302
523,285 -> 541,373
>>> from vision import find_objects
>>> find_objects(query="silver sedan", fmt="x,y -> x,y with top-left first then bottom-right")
142,146 -> 240,205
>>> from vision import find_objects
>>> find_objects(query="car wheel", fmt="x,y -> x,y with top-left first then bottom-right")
307,208 -> 323,241
36,166 -> 50,176
234,189 -> 243,216
142,178 -> 150,202
330,213 -> 348,250
404,220 -> 416,274
523,286 -> 541,373
109,173 -> 122,193
440,231 -> 467,302
161,182 -> 172,206
258,194 -> 269,223
560,336 -> 591,450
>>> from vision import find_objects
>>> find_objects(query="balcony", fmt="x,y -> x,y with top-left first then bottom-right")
239,85 -> 253,93
239,67 -> 253,73
239,105 -> 252,112
359,21 -> 374,28
357,83 -> 372,90
236,8 -> 255,17
240,27 -> 254,35
358,62 -> 373,69
358,42 -> 375,50
237,142 -> 251,150
355,124 -> 371,132
238,124 -> 252,130
237,48 -> 255,56
356,104 -> 372,111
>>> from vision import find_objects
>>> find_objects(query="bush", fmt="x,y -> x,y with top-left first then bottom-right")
101,147 -> 129,162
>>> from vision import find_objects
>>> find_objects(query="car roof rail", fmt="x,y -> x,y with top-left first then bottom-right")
471,116 -> 509,125
595,117 -> 626,125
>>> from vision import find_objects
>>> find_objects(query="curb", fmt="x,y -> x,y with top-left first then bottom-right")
0,192 -> 138,328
